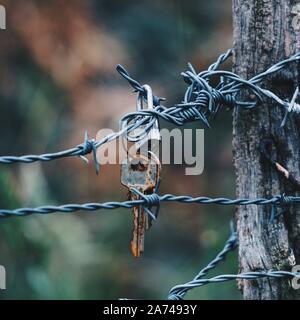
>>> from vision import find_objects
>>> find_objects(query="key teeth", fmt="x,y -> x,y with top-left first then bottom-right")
121,154 -> 160,257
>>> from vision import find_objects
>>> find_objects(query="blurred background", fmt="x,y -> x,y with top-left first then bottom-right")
0,0 -> 240,299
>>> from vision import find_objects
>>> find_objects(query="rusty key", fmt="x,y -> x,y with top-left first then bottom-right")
121,154 -> 160,257
121,84 -> 161,257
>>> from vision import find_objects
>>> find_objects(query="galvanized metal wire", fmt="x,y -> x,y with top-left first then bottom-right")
1,49 -> 300,299
0,192 -> 298,217
1,49 -> 300,166
167,223 -> 300,300
168,270 -> 299,300
119,48 -> 300,135
168,222 -> 238,300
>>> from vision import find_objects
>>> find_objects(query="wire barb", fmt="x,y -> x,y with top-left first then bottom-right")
79,131 -> 100,174
281,87 -> 300,127
130,188 -> 160,221
116,64 -> 165,106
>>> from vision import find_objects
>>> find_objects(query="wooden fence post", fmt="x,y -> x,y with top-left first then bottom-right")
232,0 -> 300,299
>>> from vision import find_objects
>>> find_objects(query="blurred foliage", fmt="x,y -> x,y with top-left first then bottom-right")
0,0 -> 241,299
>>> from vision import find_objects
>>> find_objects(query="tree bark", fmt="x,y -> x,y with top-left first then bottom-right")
232,0 -> 300,299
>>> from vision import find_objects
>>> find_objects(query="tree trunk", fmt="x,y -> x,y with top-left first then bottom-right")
232,0 -> 300,299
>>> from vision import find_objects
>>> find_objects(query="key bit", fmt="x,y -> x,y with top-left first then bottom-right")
121,154 -> 160,257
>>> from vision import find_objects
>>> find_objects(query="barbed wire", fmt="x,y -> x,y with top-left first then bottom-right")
1,50 -> 300,167
167,221 -> 300,300
120,221 -> 300,300
1,49 -> 300,299
119,48 -> 300,134
0,191 -> 299,218
168,222 -> 238,300
122,268 -> 300,300
168,270 -> 299,300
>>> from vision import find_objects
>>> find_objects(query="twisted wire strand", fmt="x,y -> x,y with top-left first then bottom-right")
167,271 -> 299,300
0,126 -> 127,171
0,193 -> 299,217
167,222 -> 300,300
168,224 -> 238,300
116,64 -> 165,106
0,142 -> 92,164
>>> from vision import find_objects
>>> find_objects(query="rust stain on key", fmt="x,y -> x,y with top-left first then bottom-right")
121,154 -> 159,257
